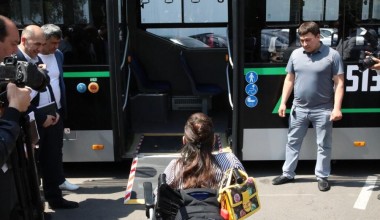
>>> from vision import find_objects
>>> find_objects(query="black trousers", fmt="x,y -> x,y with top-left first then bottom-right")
37,116 -> 65,202
0,168 -> 19,220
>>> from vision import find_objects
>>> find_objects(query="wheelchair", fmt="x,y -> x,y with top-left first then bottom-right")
143,174 -> 223,220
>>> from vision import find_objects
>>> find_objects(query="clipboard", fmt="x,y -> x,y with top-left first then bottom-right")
37,101 -> 57,116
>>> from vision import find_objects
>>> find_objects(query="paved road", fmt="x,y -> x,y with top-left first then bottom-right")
45,160 -> 380,220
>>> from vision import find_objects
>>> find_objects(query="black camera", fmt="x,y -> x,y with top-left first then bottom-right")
0,55 -> 48,91
358,50 -> 380,72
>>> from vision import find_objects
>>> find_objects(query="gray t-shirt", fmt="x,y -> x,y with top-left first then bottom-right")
286,43 -> 344,109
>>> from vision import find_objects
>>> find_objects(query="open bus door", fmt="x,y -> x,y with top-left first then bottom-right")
122,0 -> 233,204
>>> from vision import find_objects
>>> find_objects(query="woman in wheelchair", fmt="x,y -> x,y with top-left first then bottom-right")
164,112 -> 245,189
149,112 -> 245,220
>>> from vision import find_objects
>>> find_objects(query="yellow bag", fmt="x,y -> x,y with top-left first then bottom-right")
218,168 -> 260,220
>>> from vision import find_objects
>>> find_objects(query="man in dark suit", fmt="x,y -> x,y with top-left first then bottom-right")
17,24 -> 79,209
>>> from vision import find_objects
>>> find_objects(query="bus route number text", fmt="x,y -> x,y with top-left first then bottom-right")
346,65 -> 380,92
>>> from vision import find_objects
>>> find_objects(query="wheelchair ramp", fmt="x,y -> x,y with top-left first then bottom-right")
124,133 -> 226,205
139,134 -> 182,153
124,155 -> 179,205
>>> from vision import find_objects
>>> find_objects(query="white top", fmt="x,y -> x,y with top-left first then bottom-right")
38,54 -> 62,109
163,152 -> 245,189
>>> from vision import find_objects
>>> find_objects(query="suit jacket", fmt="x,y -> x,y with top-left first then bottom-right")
51,50 -> 67,119
16,49 -> 67,124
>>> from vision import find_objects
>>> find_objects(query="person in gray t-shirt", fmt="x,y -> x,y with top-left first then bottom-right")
272,21 -> 344,192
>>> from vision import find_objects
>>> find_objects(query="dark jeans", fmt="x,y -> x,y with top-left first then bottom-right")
37,117 -> 65,202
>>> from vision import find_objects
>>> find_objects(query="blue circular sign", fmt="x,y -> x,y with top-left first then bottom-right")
245,71 -> 258,84
77,83 -> 87,93
245,84 -> 258,96
245,96 -> 258,108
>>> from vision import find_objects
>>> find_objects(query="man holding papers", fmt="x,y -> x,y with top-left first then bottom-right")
17,24 -> 80,210
37,24 -> 80,209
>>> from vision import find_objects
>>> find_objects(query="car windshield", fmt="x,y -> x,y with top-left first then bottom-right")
167,36 -> 209,48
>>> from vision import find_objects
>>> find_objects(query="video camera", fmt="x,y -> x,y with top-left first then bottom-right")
358,50 -> 380,72
0,55 -> 48,91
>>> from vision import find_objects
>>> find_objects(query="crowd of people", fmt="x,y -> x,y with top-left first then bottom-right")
0,15 -> 80,219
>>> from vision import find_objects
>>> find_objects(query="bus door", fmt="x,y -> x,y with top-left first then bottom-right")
123,0 -> 232,156
59,0 -> 122,162
123,0 -> 233,204
235,0 -> 380,161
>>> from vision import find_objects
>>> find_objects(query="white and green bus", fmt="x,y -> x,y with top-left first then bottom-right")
3,0 -> 380,162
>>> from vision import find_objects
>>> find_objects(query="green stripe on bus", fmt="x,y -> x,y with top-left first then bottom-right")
64,71 -> 110,78
244,67 -> 286,75
244,67 -> 380,114
341,108 -> 380,113
272,99 -> 380,114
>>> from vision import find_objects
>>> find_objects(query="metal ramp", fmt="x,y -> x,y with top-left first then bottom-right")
124,133 -> 227,205
124,154 -> 179,204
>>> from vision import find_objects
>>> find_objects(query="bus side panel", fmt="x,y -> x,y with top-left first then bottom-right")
62,71 -> 115,162
240,65 -> 380,160
242,128 -> 380,160
63,130 -> 114,162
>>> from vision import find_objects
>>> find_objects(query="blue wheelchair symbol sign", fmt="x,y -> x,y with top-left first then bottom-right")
245,84 -> 258,96
245,71 -> 258,84
245,96 -> 258,108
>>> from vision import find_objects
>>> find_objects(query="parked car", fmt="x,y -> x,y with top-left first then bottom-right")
166,36 -> 209,48
189,33 -> 228,48
320,28 -> 338,46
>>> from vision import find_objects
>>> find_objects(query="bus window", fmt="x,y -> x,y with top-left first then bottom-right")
266,0 -> 291,22
141,0 -> 181,23
260,29 -> 290,63
265,0 -> 300,24
1,0 -> 108,65
3,0 -> 44,25
373,0 -> 380,19
141,1 -> 228,24
2,0 -> 100,25
147,28 -> 227,48
184,0 -> 227,23
303,0 -> 339,21
325,0 -> 340,20
362,0 -> 380,20
336,27 -> 379,61
141,0 -> 227,24
141,0 -> 227,48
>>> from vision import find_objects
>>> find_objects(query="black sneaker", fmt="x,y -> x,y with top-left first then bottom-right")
48,198 -> 79,209
272,175 -> 294,185
317,178 -> 330,191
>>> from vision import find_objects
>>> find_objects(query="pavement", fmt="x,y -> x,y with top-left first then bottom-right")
44,160 -> 380,220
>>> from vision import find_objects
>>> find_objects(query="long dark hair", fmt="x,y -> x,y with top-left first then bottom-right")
173,112 -> 218,189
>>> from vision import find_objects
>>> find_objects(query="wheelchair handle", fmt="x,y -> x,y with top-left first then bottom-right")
159,173 -> 167,185
232,168 -> 244,184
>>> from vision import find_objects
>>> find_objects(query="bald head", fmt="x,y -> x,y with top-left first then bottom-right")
19,25 -> 45,59
21,25 -> 43,39
0,15 -> 19,61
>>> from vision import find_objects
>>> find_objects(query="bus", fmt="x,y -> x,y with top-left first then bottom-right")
2,0 -> 380,162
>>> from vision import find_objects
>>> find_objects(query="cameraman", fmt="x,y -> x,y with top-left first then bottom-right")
0,15 -> 32,220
